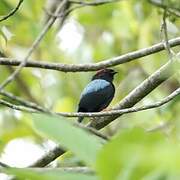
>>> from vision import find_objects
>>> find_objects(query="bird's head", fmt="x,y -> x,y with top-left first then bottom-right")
92,69 -> 117,82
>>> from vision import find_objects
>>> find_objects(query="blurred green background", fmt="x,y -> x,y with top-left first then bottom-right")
0,0 -> 179,179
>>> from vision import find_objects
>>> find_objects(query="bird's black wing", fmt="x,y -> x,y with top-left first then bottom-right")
78,79 -> 115,112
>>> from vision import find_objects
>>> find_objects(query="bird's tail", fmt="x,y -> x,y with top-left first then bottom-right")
77,116 -> 84,123
77,107 -> 85,123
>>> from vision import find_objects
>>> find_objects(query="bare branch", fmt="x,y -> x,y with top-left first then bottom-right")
76,123 -> 109,140
0,37 -> 179,72
26,166 -> 93,174
44,0 -> 121,18
1,50 -> 179,169
162,9 -> 173,58
0,0 -> 69,92
0,86 -> 179,118
0,98 -> 109,142
0,161 -> 9,168
0,99 -> 36,113
27,87 -> 180,167
0,57 -> 179,168
0,90 -> 46,112
29,146 -> 65,167
149,0 -> 180,17
89,59 -> 179,129
0,0 -> 24,22
146,121 -> 172,132
70,0 -> 120,6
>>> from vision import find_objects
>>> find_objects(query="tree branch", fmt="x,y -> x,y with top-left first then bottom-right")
20,57 -> 179,167
0,37 -> 179,72
0,0 -> 69,92
0,0 -> 24,22
149,0 -> 180,17
44,0 -> 121,18
0,90 -> 46,112
29,146 -> 65,167
0,161 -> 9,168
0,86 -> 179,118
70,0 -> 120,6
0,56 -> 179,167
26,166 -> 93,174
89,59 -> 179,129
162,9 -> 174,58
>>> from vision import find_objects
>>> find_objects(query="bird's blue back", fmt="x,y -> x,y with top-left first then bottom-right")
78,79 -> 115,112
80,79 -> 110,98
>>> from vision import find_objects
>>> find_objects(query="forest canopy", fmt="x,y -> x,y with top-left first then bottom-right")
0,0 -> 179,179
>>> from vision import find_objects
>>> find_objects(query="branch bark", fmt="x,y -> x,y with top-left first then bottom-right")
0,37 -> 179,72
0,0 -> 69,92
89,59 -> 178,129
0,87 -> 179,118
0,0 -> 24,22
0,56 -> 179,167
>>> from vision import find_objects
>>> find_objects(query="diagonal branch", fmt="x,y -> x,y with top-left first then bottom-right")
0,161 -> 9,168
27,58 -> 180,167
162,9 -> 174,58
0,56 -> 179,167
45,0 -> 121,18
89,59 -> 178,129
29,146 -> 65,167
26,167 -> 93,174
149,0 -> 180,17
0,37 -> 179,72
0,87 -> 179,118
0,0 -> 24,22
0,65 -> 179,167
70,0 -> 120,6
0,0 -> 69,92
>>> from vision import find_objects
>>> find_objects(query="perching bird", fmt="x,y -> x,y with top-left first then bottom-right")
77,69 -> 117,123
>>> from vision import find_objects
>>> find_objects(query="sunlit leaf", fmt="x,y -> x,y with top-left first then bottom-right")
96,128 -> 180,180
32,114 -> 102,167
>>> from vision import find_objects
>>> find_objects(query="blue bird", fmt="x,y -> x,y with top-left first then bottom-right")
77,69 -> 117,123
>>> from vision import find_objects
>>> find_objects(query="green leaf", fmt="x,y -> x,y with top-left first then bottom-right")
3,168 -> 98,180
96,128 -> 180,180
32,114 -> 102,167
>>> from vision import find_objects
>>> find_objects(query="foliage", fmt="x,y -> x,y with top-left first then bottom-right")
0,0 -> 179,179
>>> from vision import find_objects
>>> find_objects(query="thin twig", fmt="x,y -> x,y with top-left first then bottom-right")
70,0 -> 120,6
44,0 -> 121,18
76,123 -> 109,140
0,92 -> 109,140
0,0 -> 68,92
149,0 -> 180,17
0,37 -> 179,72
0,0 -> 24,22
29,146 -> 65,167
0,99 -> 37,113
146,121 -> 172,132
28,86 -> 179,167
0,161 -> 10,168
0,90 -> 46,112
26,166 -> 93,174
162,9 -> 173,58
27,59 -> 179,167
89,58 -> 179,129
44,0 -> 121,17
0,51 -> 39,104
0,87 -> 179,118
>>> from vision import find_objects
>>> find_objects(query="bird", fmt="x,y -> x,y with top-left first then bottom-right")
77,68 -> 117,123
